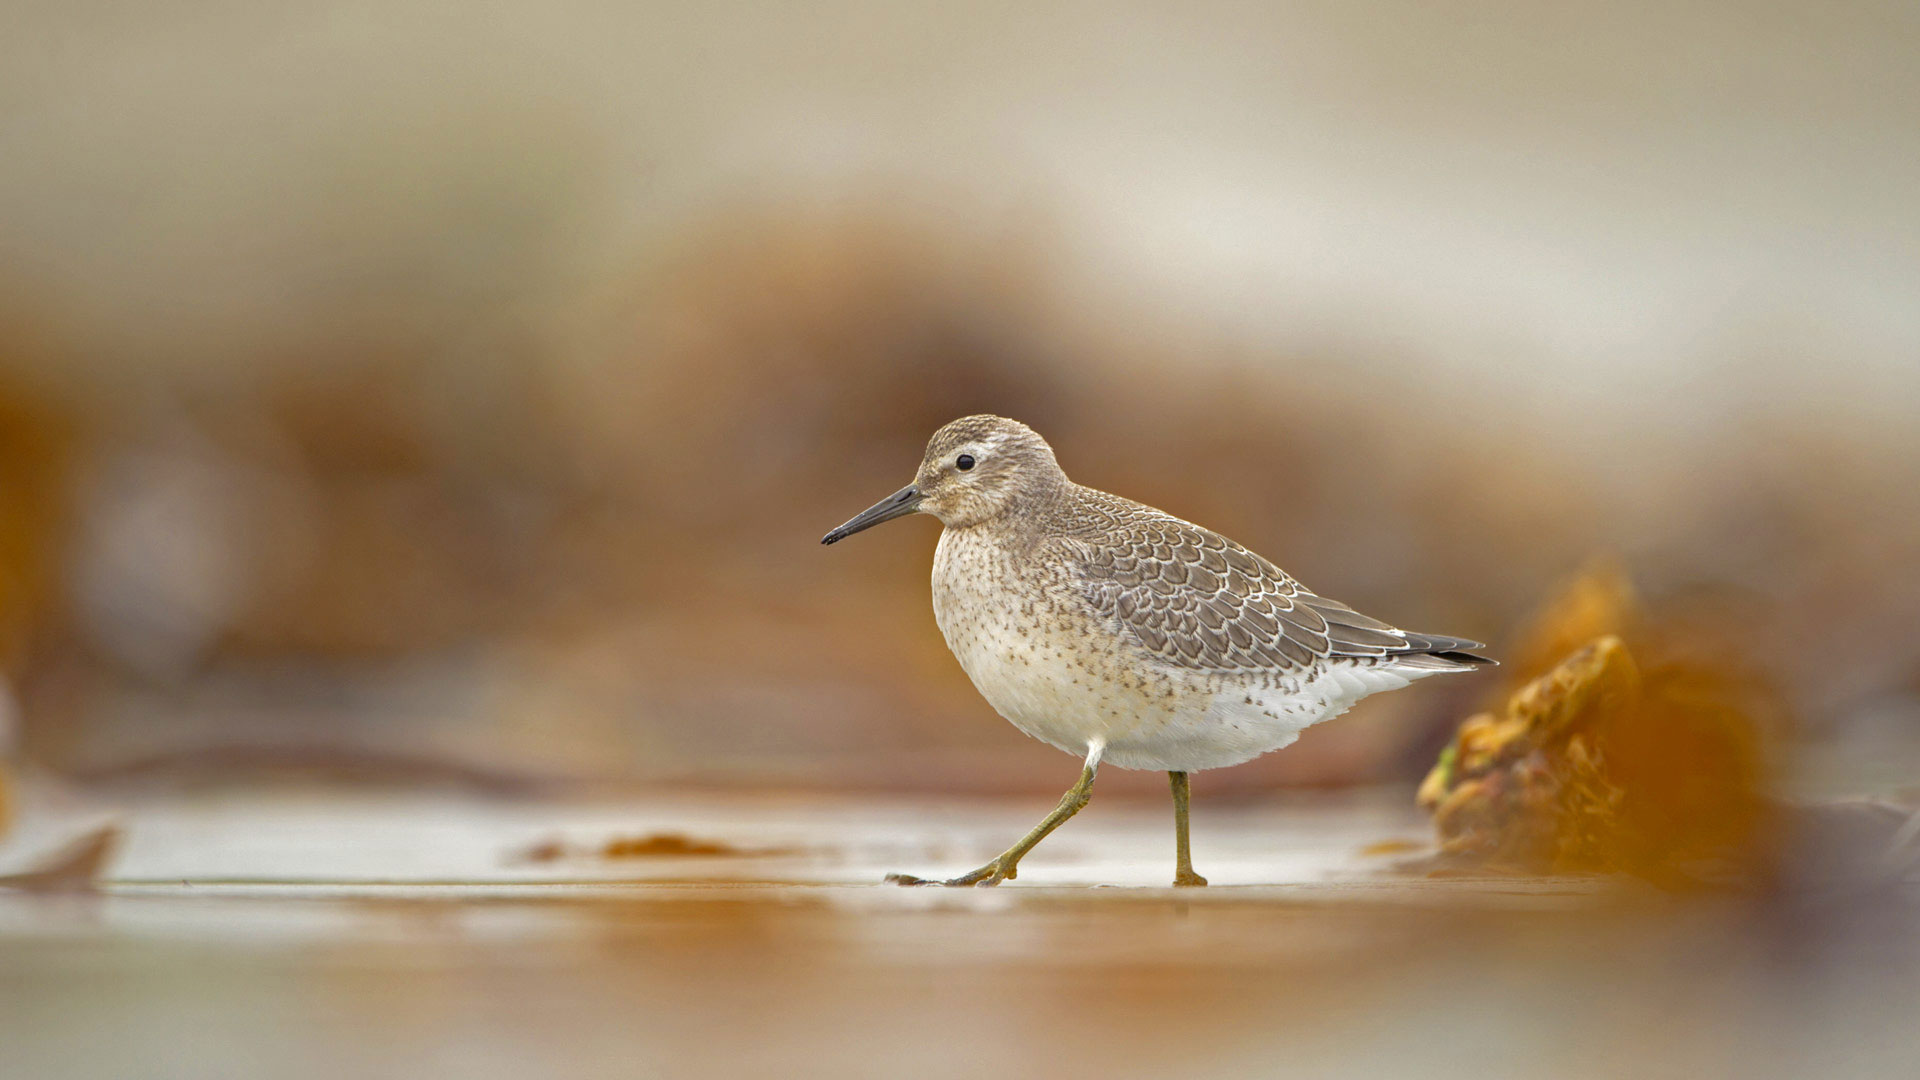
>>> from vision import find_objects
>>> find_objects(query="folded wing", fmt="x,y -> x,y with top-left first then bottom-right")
1067,494 -> 1490,674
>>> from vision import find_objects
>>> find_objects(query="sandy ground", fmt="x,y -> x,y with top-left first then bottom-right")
0,788 -> 1914,1079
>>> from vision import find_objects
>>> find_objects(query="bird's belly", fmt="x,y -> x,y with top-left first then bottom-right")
937,603 -> 1118,757
1099,661 -> 1419,771
936,593 -> 1341,771
1098,682 -> 1327,771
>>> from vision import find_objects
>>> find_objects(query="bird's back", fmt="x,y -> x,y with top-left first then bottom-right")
1051,484 -> 1490,678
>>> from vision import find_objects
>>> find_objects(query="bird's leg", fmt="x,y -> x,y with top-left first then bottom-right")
888,748 -> 1102,887
943,758 -> 1097,886
1169,770 -> 1207,887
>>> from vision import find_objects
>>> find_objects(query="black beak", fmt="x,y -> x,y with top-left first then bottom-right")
821,483 -> 922,545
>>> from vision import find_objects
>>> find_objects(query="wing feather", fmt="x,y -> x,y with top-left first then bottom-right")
1064,489 -> 1489,673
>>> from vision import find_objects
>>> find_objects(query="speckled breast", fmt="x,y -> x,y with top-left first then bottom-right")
930,526 -> 1186,758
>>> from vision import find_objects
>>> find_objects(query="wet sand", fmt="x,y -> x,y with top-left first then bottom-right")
0,789 -> 1913,1079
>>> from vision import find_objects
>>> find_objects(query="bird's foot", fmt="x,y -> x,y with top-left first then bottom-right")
1173,869 -> 1209,887
885,857 -> 1018,887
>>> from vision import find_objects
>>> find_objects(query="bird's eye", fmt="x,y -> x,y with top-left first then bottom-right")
955,454 -> 975,471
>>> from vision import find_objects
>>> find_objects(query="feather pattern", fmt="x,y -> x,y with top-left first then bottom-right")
1062,487 -> 1489,674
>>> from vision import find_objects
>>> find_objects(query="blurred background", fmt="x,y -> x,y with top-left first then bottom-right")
5,6 -> 1920,1080
1,0 -> 1917,802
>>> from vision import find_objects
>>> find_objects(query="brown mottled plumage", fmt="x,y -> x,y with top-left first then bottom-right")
823,414 -> 1491,886
1067,485 -> 1489,672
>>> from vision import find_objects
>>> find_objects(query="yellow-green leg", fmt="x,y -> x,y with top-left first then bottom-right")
888,750 -> 1101,887
1170,770 -> 1207,887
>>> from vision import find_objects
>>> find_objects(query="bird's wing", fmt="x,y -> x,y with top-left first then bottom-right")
1066,497 -> 1485,673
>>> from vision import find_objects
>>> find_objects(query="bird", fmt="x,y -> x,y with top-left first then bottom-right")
821,415 -> 1492,887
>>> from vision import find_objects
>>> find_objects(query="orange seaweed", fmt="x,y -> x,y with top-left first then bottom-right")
601,833 -> 740,858
1418,564 -> 1777,883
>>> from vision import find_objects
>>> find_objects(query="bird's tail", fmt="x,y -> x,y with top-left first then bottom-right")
1384,630 -> 1496,671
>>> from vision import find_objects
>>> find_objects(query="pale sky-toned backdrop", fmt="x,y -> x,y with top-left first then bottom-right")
6,2 -> 1916,441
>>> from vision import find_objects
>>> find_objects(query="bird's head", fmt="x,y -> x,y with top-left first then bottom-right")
821,415 -> 1068,544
